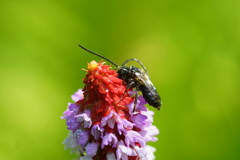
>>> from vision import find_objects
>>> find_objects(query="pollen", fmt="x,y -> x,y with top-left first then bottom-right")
87,60 -> 99,70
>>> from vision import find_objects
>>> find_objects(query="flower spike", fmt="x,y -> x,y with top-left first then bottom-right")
62,61 -> 159,160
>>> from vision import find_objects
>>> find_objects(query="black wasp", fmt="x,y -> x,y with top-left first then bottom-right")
79,45 -> 161,110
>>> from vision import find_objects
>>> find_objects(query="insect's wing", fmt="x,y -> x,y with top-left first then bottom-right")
135,69 -> 160,98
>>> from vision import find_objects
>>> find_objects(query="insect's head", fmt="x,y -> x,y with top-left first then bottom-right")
117,66 -> 130,80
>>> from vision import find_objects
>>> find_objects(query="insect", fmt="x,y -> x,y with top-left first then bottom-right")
79,45 -> 161,110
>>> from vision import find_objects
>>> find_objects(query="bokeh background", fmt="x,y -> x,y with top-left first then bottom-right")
0,0 -> 239,159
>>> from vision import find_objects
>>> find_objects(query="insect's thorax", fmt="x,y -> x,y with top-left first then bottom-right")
117,66 -> 141,86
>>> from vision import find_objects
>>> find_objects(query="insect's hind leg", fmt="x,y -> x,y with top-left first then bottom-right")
122,58 -> 149,75
133,91 -> 138,112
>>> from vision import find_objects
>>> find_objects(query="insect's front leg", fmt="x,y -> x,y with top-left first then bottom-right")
124,81 -> 139,112
116,81 -> 135,104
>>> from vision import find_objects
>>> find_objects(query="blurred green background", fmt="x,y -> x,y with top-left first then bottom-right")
0,0 -> 239,159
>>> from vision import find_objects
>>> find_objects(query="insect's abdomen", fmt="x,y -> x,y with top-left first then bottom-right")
139,85 -> 161,110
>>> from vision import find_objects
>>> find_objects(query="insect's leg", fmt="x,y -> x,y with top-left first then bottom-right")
133,91 -> 138,112
117,81 -> 134,103
122,58 -> 149,76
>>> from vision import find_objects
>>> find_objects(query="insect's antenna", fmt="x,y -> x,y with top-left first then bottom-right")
78,44 -> 118,67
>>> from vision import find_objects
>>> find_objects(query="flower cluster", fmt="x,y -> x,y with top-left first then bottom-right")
62,61 -> 159,160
